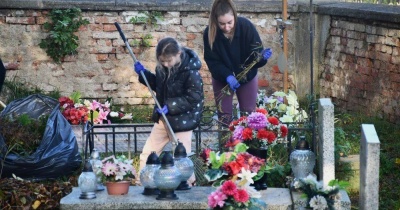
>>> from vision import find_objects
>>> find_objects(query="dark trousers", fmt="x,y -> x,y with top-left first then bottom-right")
212,75 -> 258,126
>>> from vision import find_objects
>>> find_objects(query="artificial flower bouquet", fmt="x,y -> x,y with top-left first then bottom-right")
227,108 -> 288,149
256,89 -> 308,123
59,91 -> 133,125
293,174 -> 349,210
99,154 -> 136,182
207,179 -> 267,210
200,143 -> 271,187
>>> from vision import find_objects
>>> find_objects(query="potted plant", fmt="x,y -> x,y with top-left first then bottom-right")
97,155 -> 136,195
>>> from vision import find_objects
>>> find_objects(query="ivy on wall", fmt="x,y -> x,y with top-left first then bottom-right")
39,8 -> 89,63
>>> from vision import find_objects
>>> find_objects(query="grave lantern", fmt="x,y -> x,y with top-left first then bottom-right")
154,151 -> 181,200
78,159 -> 97,199
290,136 -> 316,184
174,142 -> 194,190
89,149 -> 105,191
140,151 -> 161,195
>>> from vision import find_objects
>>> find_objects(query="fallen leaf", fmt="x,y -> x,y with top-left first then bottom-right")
32,200 -> 41,209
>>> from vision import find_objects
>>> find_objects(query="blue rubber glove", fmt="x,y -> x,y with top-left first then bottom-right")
226,75 -> 240,91
134,61 -> 145,75
156,105 -> 169,115
261,48 -> 273,60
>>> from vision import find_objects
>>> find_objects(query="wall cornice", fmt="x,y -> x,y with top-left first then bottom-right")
0,0 -> 299,12
316,2 -> 400,24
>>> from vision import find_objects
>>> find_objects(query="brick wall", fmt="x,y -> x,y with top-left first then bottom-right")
319,17 -> 400,123
0,9 -> 282,106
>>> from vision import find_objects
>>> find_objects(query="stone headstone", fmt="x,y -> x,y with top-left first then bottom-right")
359,124 -> 380,210
318,98 -> 335,187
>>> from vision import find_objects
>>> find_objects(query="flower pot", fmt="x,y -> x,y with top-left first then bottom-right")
105,181 -> 130,195
247,148 -> 268,191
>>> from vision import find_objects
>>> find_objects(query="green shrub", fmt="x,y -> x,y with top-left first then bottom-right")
39,8 -> 89,63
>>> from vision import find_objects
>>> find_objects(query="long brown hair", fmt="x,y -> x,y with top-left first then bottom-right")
208,0 -> 238,49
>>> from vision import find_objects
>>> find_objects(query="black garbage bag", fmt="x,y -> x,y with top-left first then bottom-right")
0,94 -> 82,179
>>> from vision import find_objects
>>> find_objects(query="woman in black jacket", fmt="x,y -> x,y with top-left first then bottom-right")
203,0 -> 272,126
134,37 -> 204,185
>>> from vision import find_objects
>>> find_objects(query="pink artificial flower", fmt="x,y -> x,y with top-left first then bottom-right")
94,109 -> 110,124
221,180 -> 237,196
208,190 -> 227,208
119,162 -> 134,174
102,161 -> 118,176
88,100 -> 101,111
247,112 -> 268,130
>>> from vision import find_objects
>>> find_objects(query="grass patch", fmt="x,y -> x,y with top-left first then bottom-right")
335,112 -> 400,209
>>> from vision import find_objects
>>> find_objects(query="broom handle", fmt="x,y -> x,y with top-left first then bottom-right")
114,22 -> 179,149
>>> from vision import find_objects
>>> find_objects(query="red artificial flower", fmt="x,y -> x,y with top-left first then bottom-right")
234,153 -> 248,170
266,131 -> 277,144
233,189 -> 250,203
255,108 -> 268,115
229,119 -> 240,129
248,156 -> 265,172
280,125 -> 288,137
225,137 -> 241,148
238,116 -> 247,122
221,180 -> 237,196
267,116 -> 280,125
62,106 -> 88,125
200,148 -> 212,162
256,128 -> 269,139
223,161 -> 242,175
242,127 -> 253,140
59,96 -> 74,109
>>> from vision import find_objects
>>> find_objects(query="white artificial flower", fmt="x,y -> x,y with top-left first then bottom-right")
300,110 -> 309,119
104,100 -> 111,108
243,184 -> 261,198
83,99 -> 91,107
280,115 -> 294,123
273,91 -> 286,97
266,98 -> 278,105
325,185 -> 336,192
304,174 -> 318,185
115,171 -> 127,181
309,195 -> 328,210
278,103 -> 287,112
121,113 -> 133,120
237,168 -> 257,184
286,106 -> 299,116
109,111 -> 119,117
293,180 -> 301,189
74,103 -> 84,108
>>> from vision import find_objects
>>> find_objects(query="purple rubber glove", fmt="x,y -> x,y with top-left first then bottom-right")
156,105 -> 169,115
134,61 -> 145,75
261,48 -> 272,60
226,75 -> 240,91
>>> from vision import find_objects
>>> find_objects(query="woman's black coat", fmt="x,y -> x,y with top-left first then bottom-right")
203,16 -> 268,84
